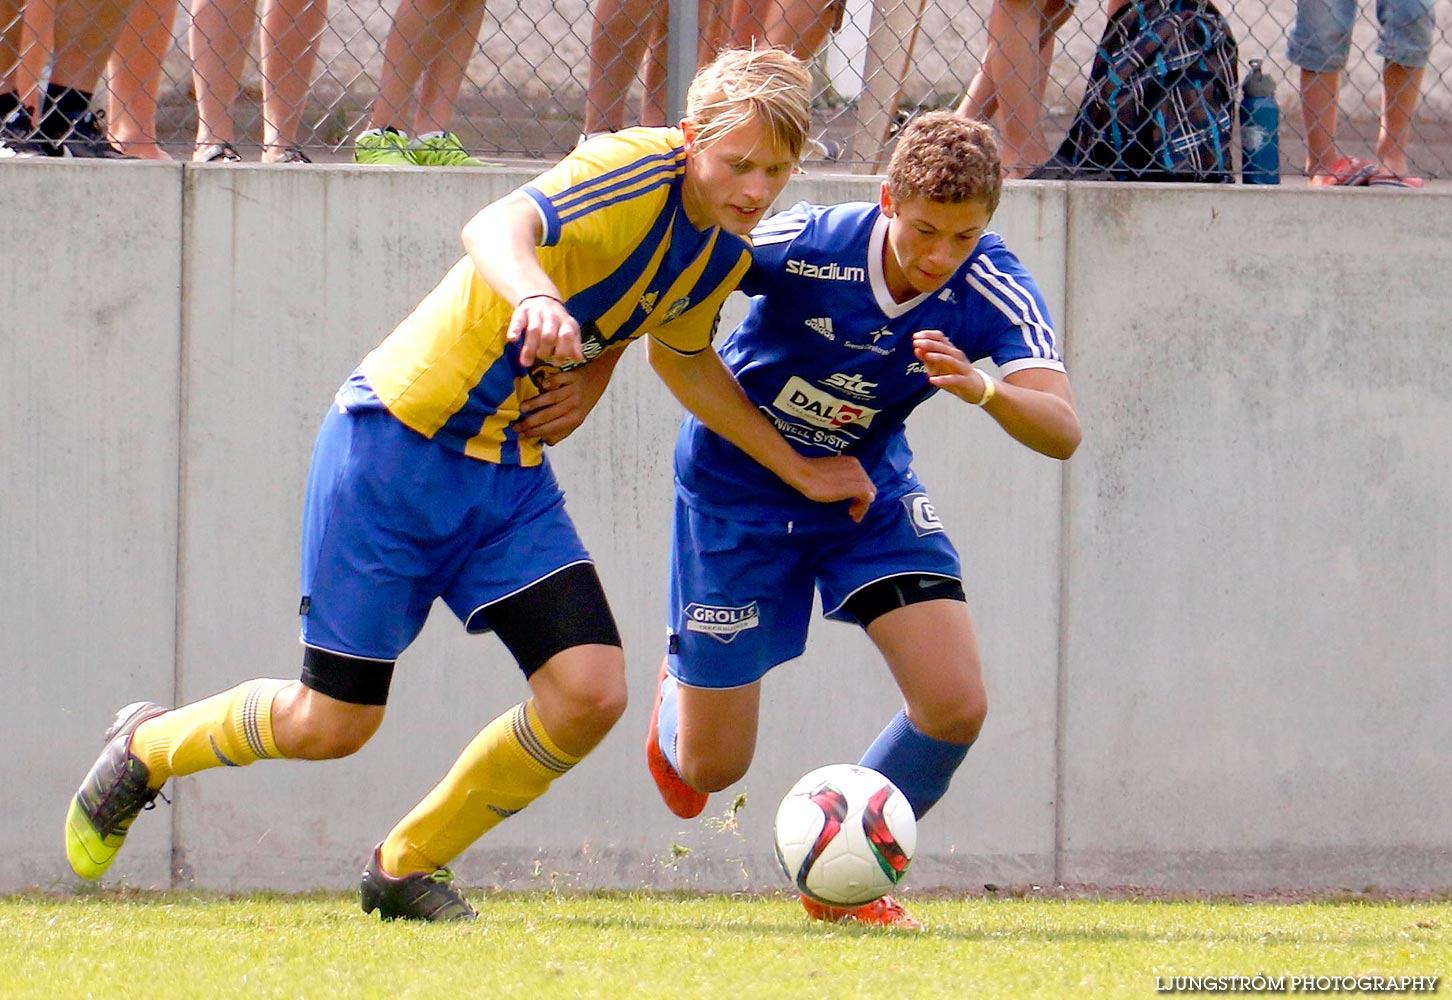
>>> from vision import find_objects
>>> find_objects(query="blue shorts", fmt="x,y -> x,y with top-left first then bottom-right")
299,405 -> 592,661
1288,0 -> 1436,71
666,490 -> 962,689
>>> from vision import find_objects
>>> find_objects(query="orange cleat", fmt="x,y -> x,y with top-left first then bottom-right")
800,894 -> 924,930
645,658 -> 709,819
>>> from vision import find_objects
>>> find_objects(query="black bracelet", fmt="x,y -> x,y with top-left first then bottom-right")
517,293 -> 564,307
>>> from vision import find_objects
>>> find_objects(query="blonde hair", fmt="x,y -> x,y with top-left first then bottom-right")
684,47 -> 813,160
887,111 -> 1004,214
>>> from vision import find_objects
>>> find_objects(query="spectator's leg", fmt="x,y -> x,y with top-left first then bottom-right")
365,0 -> 431,132
727,0 -> 758,41
757,0 -> 836,59
15,0 -> 58,121
638,0 -> 724,133
1375,60 -> 1422,178
960,0 -> 1070,133
582,0 -> 659,134
979,0 -> 1045,176
1298,67 -> 1342,176
189,0 -> 254,156
1,0 -> 23,88
51,0 -> 137,90
959,70 -> 995,124
258,0 -> 325,159
640,19 -> 667,127
698,0 -> 729,64
1372,0 -> 1433,178
106,0 -> 176,158
412,0 -> 486,136
1288,0 -> 1354,177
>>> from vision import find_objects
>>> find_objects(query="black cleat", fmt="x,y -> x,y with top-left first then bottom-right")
39,106 -> 134,158
360,845 -> 477,921
0,105 -> 48,157
64,701 -> 169,878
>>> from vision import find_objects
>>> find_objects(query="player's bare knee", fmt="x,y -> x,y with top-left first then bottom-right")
272,680 -> 386,759
540,661 -> 628,739
281,710 -> 382,759
914,688 -> 987,745
569,673 -> 628,731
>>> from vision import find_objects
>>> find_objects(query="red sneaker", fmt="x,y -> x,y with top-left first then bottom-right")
645,658 -> 709,819
800,894 -> 924,930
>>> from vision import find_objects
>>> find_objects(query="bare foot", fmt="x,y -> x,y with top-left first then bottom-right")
111,136 -> 173,161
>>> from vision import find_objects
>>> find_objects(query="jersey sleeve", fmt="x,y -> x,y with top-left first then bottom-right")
962,238 -> 1066,376
741,202 -> 813,298
520,129 -> 683,254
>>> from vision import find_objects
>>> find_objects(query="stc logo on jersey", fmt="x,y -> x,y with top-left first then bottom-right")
822,372 -> 877,399
774,376 -> 880,430
785,259 -> 867,283
684,602 -> 760,642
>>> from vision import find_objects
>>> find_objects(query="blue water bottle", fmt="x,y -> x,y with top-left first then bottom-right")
1239,59 -> 1280,184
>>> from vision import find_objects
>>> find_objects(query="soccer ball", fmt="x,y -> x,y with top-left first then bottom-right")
772,763 -> 917,907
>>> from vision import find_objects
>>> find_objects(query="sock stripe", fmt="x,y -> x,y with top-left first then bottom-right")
208,735 -> 240,767
241,682 -> 276,760
509,704 -> 572,774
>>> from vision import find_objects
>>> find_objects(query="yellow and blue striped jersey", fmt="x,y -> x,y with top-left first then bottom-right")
341,127 -> 752,466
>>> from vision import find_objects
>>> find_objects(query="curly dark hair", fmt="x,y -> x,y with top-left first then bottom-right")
886,111 -> 1003,214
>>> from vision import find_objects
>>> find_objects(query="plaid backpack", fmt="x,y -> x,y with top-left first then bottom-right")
1034,0 -> 1239,182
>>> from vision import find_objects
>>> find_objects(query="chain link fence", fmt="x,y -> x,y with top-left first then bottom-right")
2,0 -> 1449,176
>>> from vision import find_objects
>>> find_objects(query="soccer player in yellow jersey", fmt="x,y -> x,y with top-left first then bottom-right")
62,47 -> 875,921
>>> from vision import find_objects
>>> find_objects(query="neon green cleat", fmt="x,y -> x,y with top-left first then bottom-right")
409,131 -> 500,167
354,126 -> 415,166
64,701 -> 168,879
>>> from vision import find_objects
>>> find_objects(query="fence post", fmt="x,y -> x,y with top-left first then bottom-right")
846,0 -> 927,173
666,0 -> 700,123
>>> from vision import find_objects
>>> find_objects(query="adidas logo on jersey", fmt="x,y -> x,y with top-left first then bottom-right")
805,316 -> 835,340
939,287 -> 958,303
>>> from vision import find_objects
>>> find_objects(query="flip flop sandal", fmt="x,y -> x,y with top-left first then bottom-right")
197,141 -> 242,163
1309,155 -> 1377,187
1367,168 -> 1424,188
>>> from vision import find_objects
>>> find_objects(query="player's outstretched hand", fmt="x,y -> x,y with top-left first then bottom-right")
912,329 -> 992,404
509,295 -> 584,368
519,360 -> 613,445
795,455 -> 876,522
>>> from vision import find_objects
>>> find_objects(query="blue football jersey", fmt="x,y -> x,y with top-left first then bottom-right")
674,201 -> 1066,521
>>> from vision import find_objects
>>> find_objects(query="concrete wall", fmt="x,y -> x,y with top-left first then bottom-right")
1,161 -> 1448,896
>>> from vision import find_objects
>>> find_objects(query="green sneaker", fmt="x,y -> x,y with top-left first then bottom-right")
64,701 -> 168,879
360,845 -> 478,921
354,126 -> 415,166
409,131 -> 499,167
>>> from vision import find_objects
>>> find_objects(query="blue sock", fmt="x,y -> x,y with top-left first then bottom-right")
657,671 -> 682,771
858,709 -> 972,818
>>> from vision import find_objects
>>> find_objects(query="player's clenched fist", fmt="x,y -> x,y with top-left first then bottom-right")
509,294 -> 584,368
912,328 -> 992,404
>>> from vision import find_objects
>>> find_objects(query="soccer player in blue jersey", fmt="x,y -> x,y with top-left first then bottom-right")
61,47 -> 874,921
645,110 -> 1082,929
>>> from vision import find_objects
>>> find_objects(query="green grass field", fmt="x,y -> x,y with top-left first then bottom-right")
2,890 -> 1447,999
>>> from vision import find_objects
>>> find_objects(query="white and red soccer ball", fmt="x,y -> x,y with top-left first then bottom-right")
773,763 -> 917,907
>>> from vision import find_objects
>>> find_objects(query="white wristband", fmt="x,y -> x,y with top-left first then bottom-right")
972,368 -> 996,406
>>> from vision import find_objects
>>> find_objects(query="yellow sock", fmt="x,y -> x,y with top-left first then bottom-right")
130,679 -> 290,787
380,701 -> 580,876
